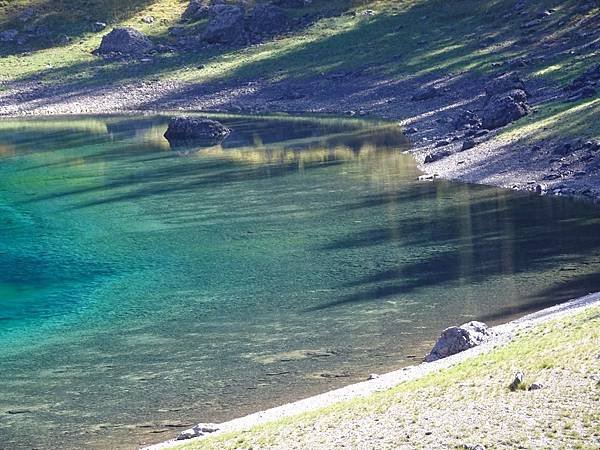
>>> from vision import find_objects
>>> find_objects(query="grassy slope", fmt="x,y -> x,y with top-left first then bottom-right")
0,1 -> 598,134
175,306 -> 600,449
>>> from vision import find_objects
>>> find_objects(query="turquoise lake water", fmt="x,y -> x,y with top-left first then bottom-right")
1,115 -> 600,449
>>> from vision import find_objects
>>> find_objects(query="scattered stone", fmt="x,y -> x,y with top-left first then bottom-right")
367,373 -> 380,380
435,140 -> 451,148
481,89 -> 529,129
411,86 -> 439,101
183,0 -> 210,21
462,139 -> 476,151
141,16 -> 155,24
474,129 -> 489,138
164,117 -> 231,144
92,22 -> 107,32
203,5 -> 246,45
95,28 -> 153,55
522,18 -> 543,28
509,371 -> 525,391
568,85 -> 597,102
404,126 -> 418,135
425,321 -> 494,362
454,109 -> 481,130
528,382 -> 544,391
177,423 -> 219,440
463,445 -> 486,450
485,72 -> 526,98
418,174 -> 438,181
424,150 -> 451,164
0,29 -> 19,43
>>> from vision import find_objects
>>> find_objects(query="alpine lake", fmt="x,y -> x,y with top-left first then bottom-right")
1,114 -> 600,449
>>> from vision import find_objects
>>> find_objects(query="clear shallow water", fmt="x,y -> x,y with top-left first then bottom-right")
1,115 -> 600,449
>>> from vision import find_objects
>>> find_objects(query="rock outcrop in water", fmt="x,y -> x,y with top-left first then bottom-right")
425,321 -> 494,362
164,116 -> 231,145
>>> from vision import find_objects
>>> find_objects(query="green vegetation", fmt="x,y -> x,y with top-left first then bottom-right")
175,307 -> 600,449
0,0 -> 597,87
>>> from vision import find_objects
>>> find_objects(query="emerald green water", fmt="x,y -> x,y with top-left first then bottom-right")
1,115 -> 600,449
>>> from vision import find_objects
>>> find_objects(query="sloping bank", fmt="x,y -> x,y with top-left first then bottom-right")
146,292 -> 600,450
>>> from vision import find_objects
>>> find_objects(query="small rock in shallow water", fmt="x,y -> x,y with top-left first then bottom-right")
164,117 -> 231,145
177,423 -> 219,440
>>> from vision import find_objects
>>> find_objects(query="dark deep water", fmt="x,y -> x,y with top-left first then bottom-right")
0,114 -> 599,449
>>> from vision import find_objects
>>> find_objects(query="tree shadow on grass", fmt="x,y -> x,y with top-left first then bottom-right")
0,0 -> 158,57
3,0 -> 596,115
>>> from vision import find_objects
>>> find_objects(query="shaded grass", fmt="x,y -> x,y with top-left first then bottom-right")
175,306 -> 600,449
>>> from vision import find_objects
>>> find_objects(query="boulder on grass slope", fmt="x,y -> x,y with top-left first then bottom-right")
95,27 -> 153,55
425,321 -> 494,362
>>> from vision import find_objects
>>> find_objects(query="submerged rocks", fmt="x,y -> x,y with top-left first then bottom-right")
164,117 -> 231,145
481,89 -> 530,129
95,28 -> 153,55
425,321 -> 494,362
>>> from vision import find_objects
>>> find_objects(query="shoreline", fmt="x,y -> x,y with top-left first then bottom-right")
1,99 -> 599,207
144,291 -> 600,449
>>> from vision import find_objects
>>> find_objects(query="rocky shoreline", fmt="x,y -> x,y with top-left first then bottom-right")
1,65 -> 599,205
144,291 -> 600,449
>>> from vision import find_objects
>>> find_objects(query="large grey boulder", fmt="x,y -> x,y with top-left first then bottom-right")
203,5 -> 246,45
247,4 -> 288,36
164,117 -> 231,144
96,27 -> 153,55
425,321 -> 494,362
485,72 -> 526,98
183,0 -> 210,21
481,89 -> 529,129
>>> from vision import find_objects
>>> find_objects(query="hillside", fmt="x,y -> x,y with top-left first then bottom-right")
0,0 -> 599,199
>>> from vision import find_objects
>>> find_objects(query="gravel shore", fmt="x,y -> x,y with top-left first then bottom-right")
145,291 -> 600,450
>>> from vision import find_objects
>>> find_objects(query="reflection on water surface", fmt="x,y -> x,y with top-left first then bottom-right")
0,114 -> 599,449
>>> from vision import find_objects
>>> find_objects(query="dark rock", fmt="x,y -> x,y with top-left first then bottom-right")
528,382 -> 544,391
164,117 -> 231,145
435,140 -> 451,148
405,126 -> 418,135
95,28 -> 153,55
454,110 -> 481,130
0,29 -> 19,43
485,72 -> 526,98
367,373 -> 380,380
474,129 -> 489,138
481,89 -> 529,129
183,0 -> 210,21
509,371 -> 525,391
462,139 -> 476,151
568,85 -> 597,102
177,423 -> 219,440
247,4 -> 288,36
92,22 -> 107,32
411,86 -> 439,101
425,321 -> 494,362
273,0 -> 309,7
203,4 -> 246,45
424,150 -> 451,164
